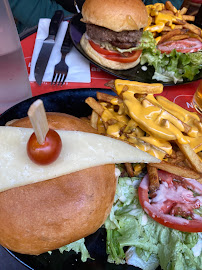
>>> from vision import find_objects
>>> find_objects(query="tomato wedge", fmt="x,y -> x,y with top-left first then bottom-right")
89,40 -> 142,63
158,38 -> 202,54
138,170 -> 202,232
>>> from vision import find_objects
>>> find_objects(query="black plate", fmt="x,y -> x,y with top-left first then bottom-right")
69,13 -> 202,86
0,88 -> 162,270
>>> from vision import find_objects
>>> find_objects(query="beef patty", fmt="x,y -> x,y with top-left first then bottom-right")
86,23 -> 143,49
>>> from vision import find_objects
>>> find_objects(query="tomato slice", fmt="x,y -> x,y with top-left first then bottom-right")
89,40 -> 142,63
138,170 -> 202,232
158,38 -> 202,54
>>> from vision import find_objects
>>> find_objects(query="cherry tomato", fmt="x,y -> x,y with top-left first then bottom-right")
27,129 -> 62,165
89,40 -> 142,63
157,38 -> 202,54
138,170 -> 202,232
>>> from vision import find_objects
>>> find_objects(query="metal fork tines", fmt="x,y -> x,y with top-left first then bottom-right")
51,26 -> 73,86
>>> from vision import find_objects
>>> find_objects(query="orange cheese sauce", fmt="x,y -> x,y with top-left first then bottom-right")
97,83 -> 202,160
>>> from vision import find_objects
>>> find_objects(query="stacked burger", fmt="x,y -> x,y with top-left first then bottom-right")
80,0 -> 148,70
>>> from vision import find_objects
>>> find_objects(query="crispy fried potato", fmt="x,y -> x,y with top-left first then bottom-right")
125,163 -> 134,177
158,29 -> 188,44
147,165 -> 159,193
90,110 -> 99,129
145,1 -> 201,44
165,1 -> 177,14
85,97 -> 104,116
150,161 -> 202,181
86,79 -> 202,182
176,143 -> 202,174
114,79 -> 163,95
180,7 -> 188,15
166,34 -> 190,41
184,22 -> 202,36
182,15 -> 195,22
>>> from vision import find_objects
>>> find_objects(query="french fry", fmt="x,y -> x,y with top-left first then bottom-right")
145,23 -> 165,33
86,79 -> 202,184
145,1 -> 201,44
173,24 -> 183,29
125,163 -> 134,177
173,18 -> 186,25
167,150 -> 185,164
150,161 -> 202,181
114,79 -> 163,95
182,15 -> 195,22
180,7 -> 188,15
90,110 -> 99,129
144,98 -> 191,134
147,165 -> 159,193
85,97 -> 104,116
97,92 -> 122,104
176,143 -> 202,174
158,29 -> 188,44
187,32 -> 202,42
184,22 -> 202,36
166,34 -> 190,41
165,1 -> 177,14
161,9 -> 174,15
104,80 -> 116,90
162,26 -> 172,32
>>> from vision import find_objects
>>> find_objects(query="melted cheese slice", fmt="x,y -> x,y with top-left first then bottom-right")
0,126 -> 160,192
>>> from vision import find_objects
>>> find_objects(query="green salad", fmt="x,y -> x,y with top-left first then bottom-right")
60,165 -> 202,270
139,31 -> 202,84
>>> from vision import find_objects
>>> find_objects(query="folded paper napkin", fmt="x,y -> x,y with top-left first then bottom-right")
29,19 -> 91,83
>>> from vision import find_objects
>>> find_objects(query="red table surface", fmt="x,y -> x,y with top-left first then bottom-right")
21,33 -> 201,112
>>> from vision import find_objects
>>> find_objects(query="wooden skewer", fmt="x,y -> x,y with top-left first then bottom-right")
28,99 -> 49,144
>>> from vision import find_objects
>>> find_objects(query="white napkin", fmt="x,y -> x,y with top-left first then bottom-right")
29,19 -> 91,83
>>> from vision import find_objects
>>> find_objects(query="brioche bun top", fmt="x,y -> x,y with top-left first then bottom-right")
81,0 -> 148,32
0,113 -> 116,255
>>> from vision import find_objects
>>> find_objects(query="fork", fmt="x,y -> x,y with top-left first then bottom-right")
51,26 -> 73,86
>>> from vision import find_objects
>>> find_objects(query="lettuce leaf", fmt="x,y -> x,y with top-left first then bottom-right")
138,31 -> 202,83
105,175 -> 202,270
59,238 -> 91,262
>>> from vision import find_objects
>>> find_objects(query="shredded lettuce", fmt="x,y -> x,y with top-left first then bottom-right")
56,166 -> 202,269
138,31 -> 202,83
105,173 -> 202,270
59,238 -> 91,262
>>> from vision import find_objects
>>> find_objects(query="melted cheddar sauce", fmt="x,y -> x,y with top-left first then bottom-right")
96,83 -> 202,161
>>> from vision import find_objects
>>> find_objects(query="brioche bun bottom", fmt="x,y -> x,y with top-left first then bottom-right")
0,113 -> 116,255
80,34 -> 141,70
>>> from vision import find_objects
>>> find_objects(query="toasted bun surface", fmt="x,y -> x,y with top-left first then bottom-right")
82,0 -> 148,32
0,113 -> 116,255
80,34 -> 141,70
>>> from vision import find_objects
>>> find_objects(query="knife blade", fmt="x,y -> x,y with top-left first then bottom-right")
34,10 -> 64,85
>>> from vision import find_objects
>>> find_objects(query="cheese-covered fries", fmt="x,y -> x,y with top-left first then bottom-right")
145,1 -> 202,44
86,79 -> 202,187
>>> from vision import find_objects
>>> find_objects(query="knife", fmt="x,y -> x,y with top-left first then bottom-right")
34,10 -> 64,85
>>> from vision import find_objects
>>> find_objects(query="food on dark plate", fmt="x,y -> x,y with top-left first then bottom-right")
0,110 -> 159,255
0,113 -> 117,255
0,81 -> 202,269
80,0 -> 148,70
141,1 -> 202,82
85,79 -> 202,269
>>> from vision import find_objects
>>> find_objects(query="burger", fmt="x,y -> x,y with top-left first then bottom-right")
80,0 -> 148,70
0,112 -> 158,255
0,113 -> 117,255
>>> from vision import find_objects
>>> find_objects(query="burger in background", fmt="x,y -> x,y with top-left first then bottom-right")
80,0 -> 148,70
